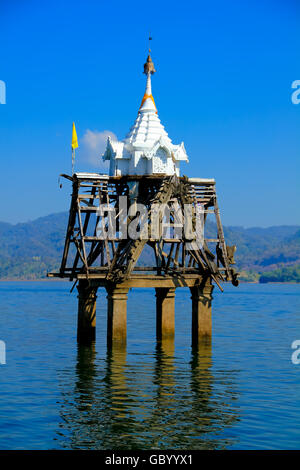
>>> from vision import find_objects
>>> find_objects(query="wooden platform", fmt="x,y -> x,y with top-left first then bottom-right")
48,173 -> 238,346
49,272 -> 211,288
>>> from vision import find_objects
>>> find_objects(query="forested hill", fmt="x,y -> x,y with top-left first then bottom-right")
0,212 -> 299,282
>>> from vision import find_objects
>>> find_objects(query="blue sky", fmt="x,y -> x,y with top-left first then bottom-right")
0,0 -> 299,227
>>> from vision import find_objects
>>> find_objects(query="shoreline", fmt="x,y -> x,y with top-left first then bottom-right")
0,278 -> 299,285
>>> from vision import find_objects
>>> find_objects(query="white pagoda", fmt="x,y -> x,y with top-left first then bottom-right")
102,53 -> 189,176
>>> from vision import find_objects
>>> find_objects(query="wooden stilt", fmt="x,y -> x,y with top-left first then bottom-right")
155,287 -> 176,340
106,286 -> 129,347
190,278 -> 214,345
77,280 -> 97,343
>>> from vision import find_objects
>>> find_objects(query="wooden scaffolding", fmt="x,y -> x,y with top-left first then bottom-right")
48,173 -> 238,345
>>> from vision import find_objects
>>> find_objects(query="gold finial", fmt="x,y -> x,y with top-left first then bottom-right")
143,33 -> 156,75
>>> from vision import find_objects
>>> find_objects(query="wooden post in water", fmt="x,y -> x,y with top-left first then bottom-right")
106,286 -> 129,347
77,280 -> 97,343
155,287 -> 176,340
190,278 -> 214,345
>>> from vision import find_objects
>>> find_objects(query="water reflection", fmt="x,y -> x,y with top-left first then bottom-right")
189,340 -> 237,449
56,340 -> 239,449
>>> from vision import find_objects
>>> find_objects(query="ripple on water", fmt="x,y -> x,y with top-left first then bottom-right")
0,282 -> 299,449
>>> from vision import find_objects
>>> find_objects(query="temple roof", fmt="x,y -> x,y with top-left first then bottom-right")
124,54 -> 175,152
102,50 -> 188,174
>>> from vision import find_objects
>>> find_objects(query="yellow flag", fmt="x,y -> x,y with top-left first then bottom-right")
71,122 -> 78,149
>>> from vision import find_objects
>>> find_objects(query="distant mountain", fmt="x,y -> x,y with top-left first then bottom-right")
223,225 -> 300,274
0,213 -> 68,280
0,212 -> 299,282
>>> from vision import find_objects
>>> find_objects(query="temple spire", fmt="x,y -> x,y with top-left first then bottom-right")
139,38 -> 157,113
102,35 -> 189,176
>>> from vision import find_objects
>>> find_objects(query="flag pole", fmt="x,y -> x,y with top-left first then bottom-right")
72,147 -> 75,176
71,122 -> 78,176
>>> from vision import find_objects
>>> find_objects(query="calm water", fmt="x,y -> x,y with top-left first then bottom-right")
0,281 -> 299,450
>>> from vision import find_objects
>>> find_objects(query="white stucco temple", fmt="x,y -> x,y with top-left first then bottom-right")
102,52 -> 189,176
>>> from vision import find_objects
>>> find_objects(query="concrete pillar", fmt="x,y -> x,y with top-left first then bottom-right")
155,287 -> 176,340
77,280 -> 97,344
106,286 -> 129,347
190,279 -> 214,345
